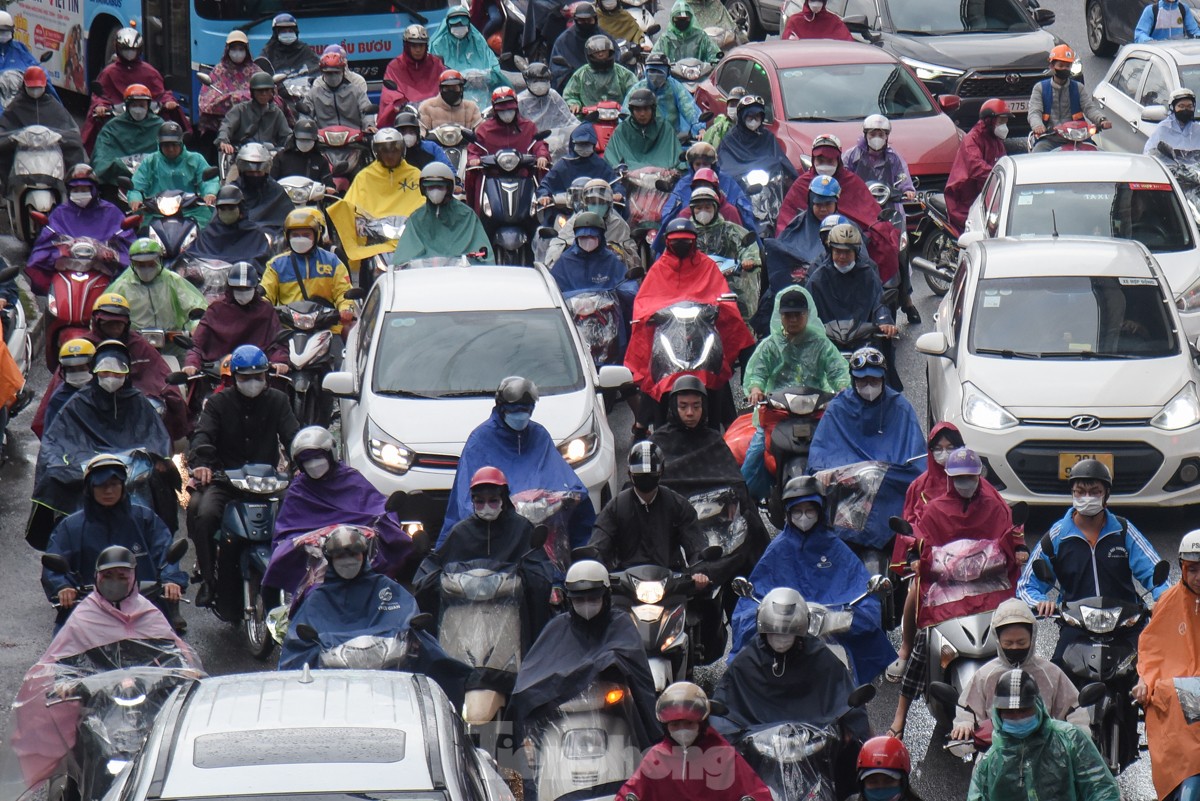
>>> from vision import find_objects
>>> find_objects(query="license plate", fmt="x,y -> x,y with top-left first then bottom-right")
1008,100 -> 1028,112
1058,452 -> 1114,480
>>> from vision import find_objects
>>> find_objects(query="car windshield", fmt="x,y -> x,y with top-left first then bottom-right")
779,63 -> 936,121
970,276 -> 1178,358
1007,182 -> 1193,253
373,309 -> 584,397
887,0 -> 1035,34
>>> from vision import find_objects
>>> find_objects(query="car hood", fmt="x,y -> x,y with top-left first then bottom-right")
963,356 -> 1185,415
885,30 -> 1057,72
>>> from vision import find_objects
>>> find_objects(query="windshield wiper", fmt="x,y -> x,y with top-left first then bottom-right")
1038,350 -> 1138,360
974,347 -> 1043,359
375,388 -> 439,398
788,116 -> 844,122
436,389 -> 494,398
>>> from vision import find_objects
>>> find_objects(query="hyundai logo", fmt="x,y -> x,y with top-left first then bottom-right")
1069,415 -> 1101,431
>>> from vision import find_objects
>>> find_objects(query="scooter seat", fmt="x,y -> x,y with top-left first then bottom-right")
926,193 -> 947,216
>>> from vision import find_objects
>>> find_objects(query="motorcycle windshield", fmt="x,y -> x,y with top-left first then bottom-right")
439,563 -> 525,674
736,721 -> 838,800
174,255 -> 232,303
511,489 -> 583,574
648,302 -> 723,385
17,146 -> 65,179
568,291 -> 620,368
289,525 -> 383,603
921,538 -> 1012,608
688,487 -> 747,555
811,461 -> 889,533
624,166 -> 672,226
319,634 -> 410,670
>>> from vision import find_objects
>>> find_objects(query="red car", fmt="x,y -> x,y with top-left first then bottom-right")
696,40 -> 963,189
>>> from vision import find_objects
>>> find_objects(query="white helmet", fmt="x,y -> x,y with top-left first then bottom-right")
565,560 -> 610,595
756,587 -> 809,636
863,113 -> 890,133
290,425 -> 336,461
0,11 -> 13,28
1181,530 -> 1200,562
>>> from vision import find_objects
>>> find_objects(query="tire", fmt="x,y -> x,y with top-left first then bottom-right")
726,0 -> 765,41
920,228 -> 955,296
243,568 -> 275,661
1086,0 -> 1117,57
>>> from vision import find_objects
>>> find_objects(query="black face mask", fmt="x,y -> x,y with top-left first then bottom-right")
674,16 -> 691,30
588,56 -> 613,72
1053,69 -> 1072,82
440,88 -> 463,106
631,474 -> 660,492
1002,647 -> 1030,665
1179,108 -> 1196,124
667,239 -> 695,257
576,19 -> 598,35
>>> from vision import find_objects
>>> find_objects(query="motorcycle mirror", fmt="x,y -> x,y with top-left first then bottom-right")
646,22 -> 662,36
1153,559 -> 1171,587
1009,501 -> 1028,527
188,307 -> 207,321
29,209 -> 50,227
530,524 -> 549,550
254,56 -> 273,73
272,73 -> 287,84
846,684 -> 876,708
585,109 -> 601,123
1158,140 -> 1176,159
698,544 -> 723,562
927,681 -> 960,710
296,623 -> 319,642
166,371 -> 190,385
866,574 -> 891,594
740,230 -> 757,248
120,214 -> 143,230
730,576 -> 755,599
409,612 -> 434,631
708,698 -> 728,717
196,72 -> 213,87
165,538 -> 190,564
889,515 -> 913,536
1076,682 -> 1106,708
39,50 -> 53,63
382,78 -> 399,91
1031,557 -> 1055,584
344,287 -> 366,301
570,546 -> 600,563
537,226 -> 559,240
698,110 -> 714,124
534,129 -> 552,141
551,55 -> 570,68
386,490 -> 419,517
460,128 -> 476,143
41,552 -> 72,574
202,166 -> 219,181
0,263 -> 20,284
117,176 -> 134,190
654,177 -> 675,193
173,333 -> 194,351
89,80 -> 104,96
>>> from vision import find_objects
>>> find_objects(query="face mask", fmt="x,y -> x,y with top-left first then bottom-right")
600,0 -> 619,9
953,476 -> 979,499
1073,495 -> 1105,517
694,208 -> 715,225
577,20 -> 598,35
726,104 -> 738,121
119,48 -> 138,61
586,202 -> 609,217
867,135 -> 887,151
290,234 -> 315,254
425,186 -> 448,205
98,375 -> 125,393
323,71 -> 343,88
0,31 -> 12,44
98,577 -> 131,603
674,17 -> 691,30
134,265 -> 160,283
450,24 -> 469,39
993,123 -> 1009,139
229,47 -> 247,63
217,207 -> 241,225
528,80 -> 551,97
863,788 -> 902,801
815,162 -> 836,176
236,376 -> 267,398
1178,109 -> 1196,124
999,713 -> 1039,738
573,597 -> 603,620
504,410 -> 531,431
26,87 -> 45,99
670,726 -> 699,747
331,554 -> 363,580
292,139 -> 315,155
233,288 -> 256,305
402,132 -> 419,148
668,240 -> 695,258
65,369 -> 92,388
69,190 -> 92,207
1051,68 -> 1073,82
647,71 -> 667,90
808,0 -> 825,11
590,57 -> 613,72
497,109 -> 516,124
1002,646 -> 1030,665
856,382 -> 881,402
631,473 -> 660,493
834,257 -> 855,274
790,510 -> 819,531
766,634 -> 796,653
577,235 -> 601,252
303,458 -> 330,479
573,143 -> 595,158
277,31 -> 298,45
128,105 -> 149,121
745,117 -> 762,132
931,447 -> 954,466
441,88 -> 463,105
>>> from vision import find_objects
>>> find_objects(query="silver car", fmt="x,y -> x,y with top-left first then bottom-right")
1092,40 -> 1200,154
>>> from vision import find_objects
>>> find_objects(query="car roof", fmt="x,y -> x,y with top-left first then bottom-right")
727,39 -> 896,68
378,264 -> 562,313
1004,152 -> 1172,184
1119,40 -> 1200,63
975,236 -> 1158,280
156,671 -> 445,798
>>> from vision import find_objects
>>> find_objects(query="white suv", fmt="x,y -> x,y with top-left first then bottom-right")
324,263 -> 629,520
916,236 -> 1200,507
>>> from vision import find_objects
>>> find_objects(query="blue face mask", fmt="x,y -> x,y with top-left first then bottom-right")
504,411 -> 532,431
999,713 -> 1039,738
863,787 -> 902,801
647,70 -> 667,90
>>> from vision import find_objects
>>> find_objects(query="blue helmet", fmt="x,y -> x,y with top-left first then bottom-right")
230,344 -> 269,374
819,213 -> 851,235
272,13 -> 297,28
809,175 -> 841,199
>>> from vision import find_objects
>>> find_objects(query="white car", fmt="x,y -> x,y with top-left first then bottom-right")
324,263 -> 628,522
965,151 -> 1200,339
916,236 -> 1200,507
1090,40 -> 1200,155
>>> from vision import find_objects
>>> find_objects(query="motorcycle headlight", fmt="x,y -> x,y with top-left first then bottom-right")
634,579 -> 665,604
291,310 -> 318,330
366,418 -> 415,474
961,382 -> 1019,430
598,107 -> 619,121
744,168 -> 769,188
1079,605 -> 1121,634
497,151 -> 521,172
563,728 -> 607,759
899,57 -> 965,82
157,196 -> 181,216
285,185 -> 310,204
1071,60 -> 1083,77
244,473 -> 288,493
1152,382 -> 1200,431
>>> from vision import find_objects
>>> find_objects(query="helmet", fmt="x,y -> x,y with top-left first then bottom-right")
808,174 -> 841,198
692,167 -> 720,188
827,222 -> 861,249
725,86 -> 747,104
236,142 -> 271,173
123,83 -> 153,102
849,346 -> 886,377
628,441 -> 665,476
945,447 -> 984,476
294,118 -> 318,141
84,452 -> 128,483
227,261 -> 257,288
656,682 -> 710,723
627,87 -> 656,109
992,597 -> 1036,633
323,525 -> 369,559
66,163 -> 98,187
394,111 -> 421,131
439,69 -> 465,87
857,736 -> 911,779
994,668 -> 1041,710
249,72 -> 275,91
229,344 -> 269,374
96,545 -> 137,572
863,113 -> 891,132
663,217 -> 697,240
372,126 -> 404,156
686,141 -> 717,166
1067,458 -> 1112,488
496,375 -> 539,405
272,12 -> 298,28
59,338 -> 96,367
1171,87 -> 1197,107
322,44 -> 347,57
215,184 -> 244,207
819,213 -> 851,236
565,560 -> 610,595
93,340 -> 131,374
670,374 -> 707,399
737,94 -> 766,115
585,34 -> 614,56
319,50 -> 347,71
158,121 -> 184,143
979,98 -> 1011,119
226,30 -> 249,46
419,161 -> 456,190
1180,530 -> 1200,562
491,85 -> 518,108
781,475 -> 823,506
811,132 -> 841,152
583,178 -> 613,205
572,210 -> 605,232
404,24 -> 430,44
645,51 -> 670,69
116,27 -> 143,50
573,2 -> 599,20
470,466 -> 509,490
0,11 -> 13,28
1048,44 -> 1076,63
284,207 -> 324,235
689,186 -> 720,208
757,587 -> 809,636
23,66 -> 47,88
92,292 -> 131,318
523,61 -> 552,82
128,237 -> 163,263
290,425 -> 336,461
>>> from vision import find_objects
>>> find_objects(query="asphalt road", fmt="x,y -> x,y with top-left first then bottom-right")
0,5 -> 1186,796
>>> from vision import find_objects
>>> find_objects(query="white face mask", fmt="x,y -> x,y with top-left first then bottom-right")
128,105 -> 149,121
694,208 -> 715,225
64,369 -> 92,388
572,598 -> 603,620
119,48 -> 138,61
69,190 -> 92,207
134,264 -> 160,283
528,80 -> 551,97
0,31 -> 13,44
577,235 -> 601,252
670,726 -> 699,747
497,109 -> 516,124
867,135 -> 887,151
473,499 -> 503,521
26,87 -> 45,99
296,138 -> 316,152
228,47 -> 247,63
745,117 -> 762,132
236,376 -> 267,398
573,143 -> 595,158
425,186 -> 448,205
1073,495 -> 1105,517
289,234 -> 315,254
815,162 -> 836,176
726,104 -> 738,121
931,447 -> 954,466
323,71 -> 343,88
98,375 -> 125,393
808,0 -> 825,11
856,382 -> 881,402
993,123 -> 1009,139
600,0 -> 619,9
402,132 -> 419,148
766,633 -> 796,653
834,257 -> 855,274
331,554 -> 363,580
277,31 -> 298,45
953,476 -> 979,499
790,510 -> 819,531
450,24 -> 469,39
303,457 -> 330,479
233,288 -> 256,305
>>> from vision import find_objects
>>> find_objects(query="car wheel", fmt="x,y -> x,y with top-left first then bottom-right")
726,0 -> 764,42
1086,0 -> 1117,57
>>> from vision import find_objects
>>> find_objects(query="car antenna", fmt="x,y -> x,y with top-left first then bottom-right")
1051,209 -> 1059,239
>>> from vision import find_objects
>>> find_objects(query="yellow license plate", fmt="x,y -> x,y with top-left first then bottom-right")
1058,452 -> 1114,480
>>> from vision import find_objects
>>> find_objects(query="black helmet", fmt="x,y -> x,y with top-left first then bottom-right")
395,110 -> 421,130
227,261 -> 257,288
663,217 -> 697,239
249,72 -> 275,91
994,668 -> 1041,711
1067,458 -> 1112,488
322,525 -> 370,559
628,440 -> 665,476
96,545 -> 137,572
158,121 -> 184,143
523,61 -> 552,82
573,2 -> 598,20
215,184 -> 244,208
669,374 -> 707,399
627,87 -> 656,109
645,52 -> 670,69
293,118 -> 318,141
496,375 -> 539,406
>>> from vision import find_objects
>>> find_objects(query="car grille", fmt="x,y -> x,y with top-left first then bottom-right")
412,453 -> 460,470
1019,417 -> 1152,428
957,71 -> 1045,99
1005,441 -> 1163,495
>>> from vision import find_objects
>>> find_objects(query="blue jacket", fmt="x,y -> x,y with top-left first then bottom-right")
537,123 -> 624,200
1144,113 -> 1200,161
1018,508 -> 1169,606
655,167 -> 758,254
0,40 -> 60,107
552,230 -> 639,356
1135,0 -> 1200,41
624,75 -> 703,136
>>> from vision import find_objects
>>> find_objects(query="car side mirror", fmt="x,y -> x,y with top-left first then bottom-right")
296,623 -> 319,642
1143,105 -> 1169,123
938,94 -> 962,114
165,539 -> 190,564
730,576 -> 755,599
1032,558 -> 1055,584
1153,559 -> 1171,587
915,331 -> 949,356
597,364 -> 633,388
322,371 -> 357,398
1033,7 -> 1055,25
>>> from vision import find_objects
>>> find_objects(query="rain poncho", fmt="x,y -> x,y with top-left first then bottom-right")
966,698 -> 1120,801
946,119 -> 1006,230
687,0 -> 743,37
436,407 -> 595,546
380,51 -> 448,127
91,110 -> 162,186
0,40 -> 57,94
718,101 -> 798,185
216,100 -> 291,149
263,462 -> 414,593
328,160 -> 425,265
743,285 -> 850,396
128,147 -> 219,225
184,287 -> 287,369
550,24 -> 617,91
781,5 -> 854,40
0,92 -> 85,172
107,267 -> 208,334
603,113 -> 681,171
805,251 -> 893,327
186,214 -> 272,268
518,87 -> 578,160
598,6 -> 646,43
391,198 -> 493,264
545,209 -> 638,268
657,167 -> 758,250
259,32 -> 321,74
1138,581 -> 1200,799
729,495 -> 894,686
563,63 -> 639,111
537,124 -> 621,198
197,50 -> 262,133
551,228 -> 638,354
626,74 -> 703,136
430,8 -> 509,107
702,113 -> 734,149
1145,112 -> 1200,162
617,726 -> 773,801
901,422 -> 963,526
231,175 -> 292,233
83,57 -> 183,152
843,137 -> 915,204
26,197 -> 135,294
465,112 -> 549,205
693,214 -> 760,322
309,76 -> 373,130
652,0 -> 722,64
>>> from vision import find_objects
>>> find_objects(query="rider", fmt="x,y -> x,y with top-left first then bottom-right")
0,66 -> 85,172
1134,529 -> 1200,801
545,179 -> 638,270
418,69 -> 484,131
597,0 -> 646,45
517,61 -> 578,155
686,0 -> 744,40
229,142 -> 292,233
187,184 -> 273,269
564,35 -> 639,115
549,2 -> 614,91
380,25 -> 446,127
537,124 -> 623,205
1028,45 -> 1110,152
217,72 -> 292,154
258,13 -> 320,74
745,284 -> 850,405
617,682 -> 773,801
729,475 -> 895,685
966,669 -> 1120,801
187,344 -> 300,606
604,87 -> 681,171
703,86 -> 746,149
1134,0 -> 1200,41
716,93 -> 798,218
429,4 -> 509,109
629,52 -> 704,138
658,145 -> 758,246
945,98 -> 1009,230
465,86 -> 550,206
392,161 -> 493,264
107,237 -> 208,357
262,208 -> 356,332
849,737 -> 924,801
690,185 -> 759,324
0,12 -> 59,91
782,0 -> 853,40
91,84 -> 164,189
197,31 -> 262,137
548,211 -> 638,351
270,119 -> 333,185
1145,87 -> 1200,164
33,339 -> 95,439
309,49 -> 375,132
184,261 -> 288,377
128,122 -> 219,226
394,110 -> 454,171
83,26 -> 182,153
652,0 -> 722,64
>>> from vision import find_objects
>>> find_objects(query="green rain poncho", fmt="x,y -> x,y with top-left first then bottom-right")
128,147 -> 219,226
743,285 -> 849,395
686,0 -> 744,39
563,62 -> 639,110
967,698 -> 1120,801
108,266 -> 208,357
652,0 -> 722,65
701,113 -> 734,148
92,111 -> 164,186
392,198 -> 494,265
430,7 -> 509,107
603,113 -> 681,170
694,215 -> 760,323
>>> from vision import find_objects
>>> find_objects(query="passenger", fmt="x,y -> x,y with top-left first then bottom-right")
197,31 -> 262,136
418,69 -> 484,131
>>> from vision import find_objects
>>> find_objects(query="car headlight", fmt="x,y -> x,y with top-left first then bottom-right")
1179,273 -> 1200,313
366,418 -> 415,474
961,382 -> 1018,430
1152,382 -> 1200,430
900,57 -> 965,83
558,416 -> 599,465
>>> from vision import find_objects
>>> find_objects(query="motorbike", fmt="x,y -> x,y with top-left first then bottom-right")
356,211 -> 409,277
292,620 -> 419,670
42,235 -> 126,369
737,167 -> 786,235
426,123 -> 475,180
0,262 -> 30,464
647,300 -> 728,396
623,165 -> 675,267
567,290 -> 621,369
173,254 -> 232,303
1027,118 -> 1099,152
909,190 -> 960,297
705,26 -> 738,53
670,58 -> 714,95
472,130 -> 550,265
277,174 -> 331,215
276,300 -> 343,427
511,488 -> 583,576
581,101 -> 623,154
824,319 -> 884,361
3,124 -> 66,243
317,125 -> 370,193
138,328 -> 193,372
140,190 -> 203,268
756,385 -> 836,527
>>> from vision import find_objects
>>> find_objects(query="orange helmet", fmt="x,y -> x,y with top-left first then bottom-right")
857,735 -> 911,776
1048,44 -> 1076,64
979,98 -> 1011,119
439,69 -> 464,86
470,466 -> 508,490
491,86 -> 518,108
319,50 -> 346,71
123,83 -> 152,101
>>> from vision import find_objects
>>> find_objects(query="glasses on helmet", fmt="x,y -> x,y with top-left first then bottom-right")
849,350 -> 885,370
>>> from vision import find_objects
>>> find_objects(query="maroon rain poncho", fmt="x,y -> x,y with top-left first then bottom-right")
379,50 -> 447,127
81,58 -> 189,153
945,118 -> 1006,230
781,6 -> 854,40
465,113 -> 549,209
183,288 -> 287,370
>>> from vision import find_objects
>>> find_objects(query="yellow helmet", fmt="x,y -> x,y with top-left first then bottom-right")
92,292 -> 131,317
59,338 -> 96,367
284,207 -> 324,235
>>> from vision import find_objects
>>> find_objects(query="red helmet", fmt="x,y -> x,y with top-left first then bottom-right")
24,66 -> 47,88
470,466 -> 509,490
319,50 -> 347,71
439,69 -> 465,86
693,167 -> 721,188
857,736 -> 911,776
491,86 -> 518,108
979,98 -> 1011,119
123,83 -> 152,102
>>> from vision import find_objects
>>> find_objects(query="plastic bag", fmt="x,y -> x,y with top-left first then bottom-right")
922,538 -> 1012,607
511,488 -> 583,575
813,460 -> 889,532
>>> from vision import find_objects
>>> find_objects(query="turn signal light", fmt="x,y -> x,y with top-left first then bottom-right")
604,688 -> 625,705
